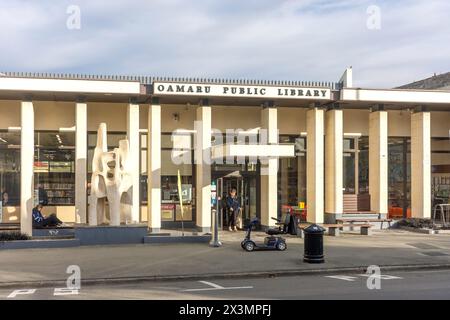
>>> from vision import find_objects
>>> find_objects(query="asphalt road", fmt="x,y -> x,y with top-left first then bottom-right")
1,268 -> 450,300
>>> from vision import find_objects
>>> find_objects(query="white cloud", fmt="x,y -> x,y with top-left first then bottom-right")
0,0 -> 449,88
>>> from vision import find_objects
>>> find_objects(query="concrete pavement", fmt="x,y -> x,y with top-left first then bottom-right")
1,229 -> 450,288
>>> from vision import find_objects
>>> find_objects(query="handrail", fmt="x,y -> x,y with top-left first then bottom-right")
0,71 -> 341,89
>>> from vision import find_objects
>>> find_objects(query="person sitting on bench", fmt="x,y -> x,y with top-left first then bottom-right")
32,204 -> 64,228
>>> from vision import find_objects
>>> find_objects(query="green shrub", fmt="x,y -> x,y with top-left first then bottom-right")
397,218 -> 434,229
0,231 -> 31,241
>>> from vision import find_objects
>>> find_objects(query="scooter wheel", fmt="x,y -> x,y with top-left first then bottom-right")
244,241 -> 255,252
276,241 -> 287,251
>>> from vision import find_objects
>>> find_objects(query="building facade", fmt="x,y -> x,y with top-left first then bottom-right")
1,68 -> 450,235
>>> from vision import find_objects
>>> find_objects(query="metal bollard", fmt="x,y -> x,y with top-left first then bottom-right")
210,208 -> 222,247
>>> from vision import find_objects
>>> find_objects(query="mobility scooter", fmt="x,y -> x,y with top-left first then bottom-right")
241,216 -> 288,252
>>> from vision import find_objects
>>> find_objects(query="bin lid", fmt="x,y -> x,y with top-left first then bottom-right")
304,224 -> 325,233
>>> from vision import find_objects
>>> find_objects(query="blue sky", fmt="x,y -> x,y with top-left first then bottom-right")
1,0 -> 449,88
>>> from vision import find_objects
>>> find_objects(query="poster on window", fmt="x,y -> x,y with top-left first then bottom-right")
180,184 -> 192,202
175,204 -> 192,221
161,204 -> 175,221
49,161 -> 73,173
34,161 -> 49,173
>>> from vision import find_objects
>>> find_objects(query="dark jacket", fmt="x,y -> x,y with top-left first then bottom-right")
226,196 -> 240,212
32,208 -> 44,224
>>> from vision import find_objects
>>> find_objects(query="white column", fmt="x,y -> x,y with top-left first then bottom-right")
306,107 -> 324,223
260,106 -> 278,228
20,101 -> 34,236
411,111 -> 431,218
369,111 -> 388,215
147,100 -> 161,232
75,102 -> 87,224
195,102 -> 212,232
325,108 -> 343,217
127,103 -> 140,223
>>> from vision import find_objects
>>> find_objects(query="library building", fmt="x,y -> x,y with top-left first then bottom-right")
1,68 -> 450,236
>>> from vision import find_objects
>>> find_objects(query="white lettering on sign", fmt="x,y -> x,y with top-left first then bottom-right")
153,82 -> 332,100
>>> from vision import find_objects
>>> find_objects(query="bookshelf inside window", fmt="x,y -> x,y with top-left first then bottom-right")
34,162 -> 75,206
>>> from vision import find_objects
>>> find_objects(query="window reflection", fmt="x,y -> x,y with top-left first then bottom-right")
34,132 -> 75,206
140,132 -> 195,223
0,132 -> 21,211
278,135 -> 307,215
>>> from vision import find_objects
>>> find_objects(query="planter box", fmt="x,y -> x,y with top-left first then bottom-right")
32,228 -> 75,237
74,225 -> 148,245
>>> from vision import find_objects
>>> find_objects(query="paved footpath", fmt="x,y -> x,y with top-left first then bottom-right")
1,229 -> 450,288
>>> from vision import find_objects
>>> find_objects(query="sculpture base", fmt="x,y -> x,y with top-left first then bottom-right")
32,227 -> 75,238
74,225 -> 148,245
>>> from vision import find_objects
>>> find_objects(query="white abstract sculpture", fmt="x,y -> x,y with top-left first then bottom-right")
88,123 -> 133,226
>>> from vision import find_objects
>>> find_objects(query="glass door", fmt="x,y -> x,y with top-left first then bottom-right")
388,138 -> 411,218
212,161 -> 260,229
243,175 -> 257,224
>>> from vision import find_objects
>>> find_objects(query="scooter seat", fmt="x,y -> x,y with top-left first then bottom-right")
267,228 -> 283,235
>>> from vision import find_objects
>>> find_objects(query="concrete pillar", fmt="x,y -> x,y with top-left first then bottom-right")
127,103 -> 140,223
411,111 -> 431,218
20,101 -> 34,235
306,107 -> 324,223
369,111 -> 388,214
195,102 -> 212,232
75,102 -> 87,224
260,106 -> 278,228
147,99 -> 161,232
325,108 -> 343,219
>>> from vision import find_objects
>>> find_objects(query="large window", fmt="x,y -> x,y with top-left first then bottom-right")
0,131 -> 21,210
343,138 -> 356,194
34,132 -> 75,205
140,132 -> 195,223
431,138 -> 450,207
278,135 -> 307,214
342,136 -> 369,195
358,137 -> 369,194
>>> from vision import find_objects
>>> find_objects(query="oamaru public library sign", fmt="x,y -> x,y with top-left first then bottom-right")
153,82 -> 332,100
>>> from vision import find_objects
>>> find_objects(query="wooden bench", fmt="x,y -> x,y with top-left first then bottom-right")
298,223 -> 344,237
341,223 -> 373,235
336,218 -> 392,230
298,222 -> 373,236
